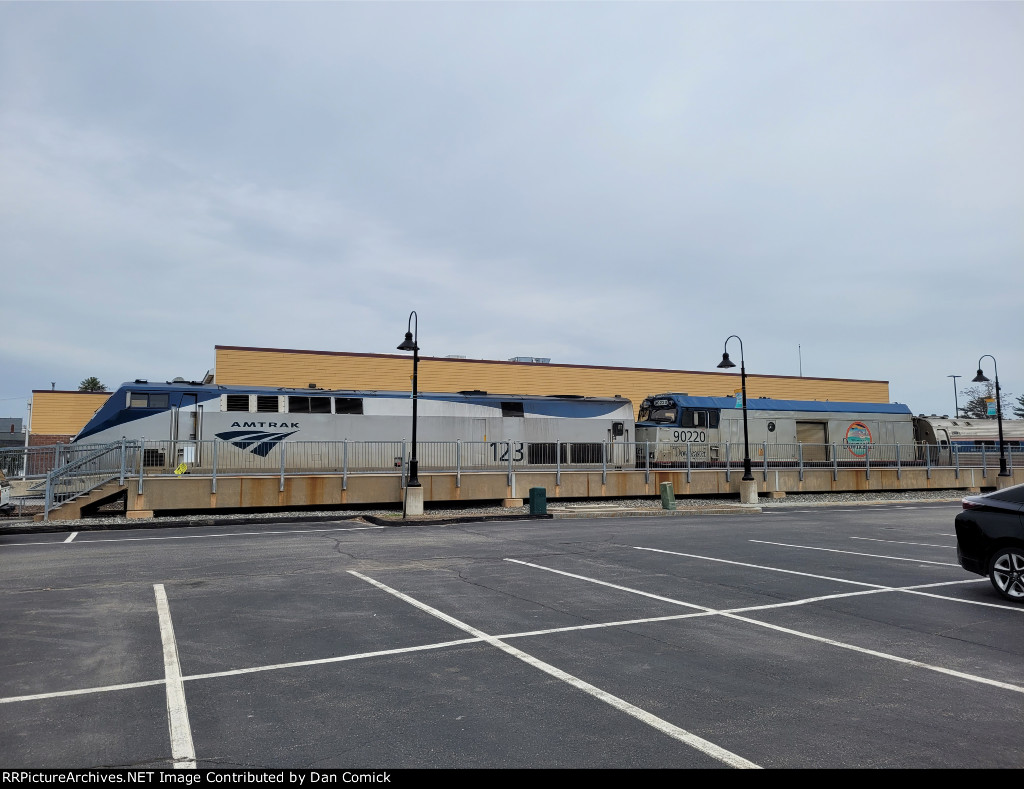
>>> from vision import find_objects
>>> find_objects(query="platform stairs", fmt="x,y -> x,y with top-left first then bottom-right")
37,440 -> 135,521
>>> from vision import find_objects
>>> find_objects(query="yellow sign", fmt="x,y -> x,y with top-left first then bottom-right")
174,463 -> 188,476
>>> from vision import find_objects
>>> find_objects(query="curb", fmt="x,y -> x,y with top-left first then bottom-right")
0,495 -> 961,536
547,506 -> 761,518
0,512 -> 369,537
361,513 -> 552,527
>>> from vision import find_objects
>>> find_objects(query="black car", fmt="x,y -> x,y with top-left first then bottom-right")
955,482 -> 1024,602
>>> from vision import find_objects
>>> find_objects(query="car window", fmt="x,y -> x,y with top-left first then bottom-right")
988,485 -> 1024,504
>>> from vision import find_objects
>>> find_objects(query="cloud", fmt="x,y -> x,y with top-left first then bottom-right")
0,1 -> 1021,418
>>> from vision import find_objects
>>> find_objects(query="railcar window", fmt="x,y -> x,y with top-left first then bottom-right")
225,395 -> 250,412
501,402 -> 525,417
256,396 -> 279,413
150,394 -> 169,409
335,398 -> 363,415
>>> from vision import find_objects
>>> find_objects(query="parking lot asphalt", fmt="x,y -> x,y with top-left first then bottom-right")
1,501 -> 1020,769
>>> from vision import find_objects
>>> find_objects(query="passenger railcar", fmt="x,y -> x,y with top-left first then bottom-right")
913,415 -> 1024,452
635,394 -> 916,465
72,380 -> 635,469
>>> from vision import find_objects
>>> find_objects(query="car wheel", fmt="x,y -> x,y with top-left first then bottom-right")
988,548 -> 1024,602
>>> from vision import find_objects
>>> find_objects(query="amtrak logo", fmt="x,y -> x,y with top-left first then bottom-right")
215,429 -> 297,457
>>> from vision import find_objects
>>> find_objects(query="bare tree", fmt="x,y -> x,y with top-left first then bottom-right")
958,383 -> 1013,419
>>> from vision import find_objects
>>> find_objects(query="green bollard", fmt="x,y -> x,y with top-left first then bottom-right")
529,487 -> 547,516
660,481 -> 677,510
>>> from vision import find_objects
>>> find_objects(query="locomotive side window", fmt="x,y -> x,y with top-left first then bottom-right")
225,395 -> 250,412
335,398 -> 363,415
256,396 -> 279,413
682,410 -> 710,428
501,402 -> 525,417
288,396 -> 331,414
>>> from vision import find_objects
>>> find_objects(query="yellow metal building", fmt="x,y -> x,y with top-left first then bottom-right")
28,391 -> 111,445
215,345 -> 891,419
27,345 -> 892,442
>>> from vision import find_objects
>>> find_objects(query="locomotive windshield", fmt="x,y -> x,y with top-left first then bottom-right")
645,406 -> 677,424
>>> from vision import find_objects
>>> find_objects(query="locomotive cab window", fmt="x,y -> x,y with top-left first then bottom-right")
647,406 -> 677,424
681,409 -> 711,428
129,393 -> 169,409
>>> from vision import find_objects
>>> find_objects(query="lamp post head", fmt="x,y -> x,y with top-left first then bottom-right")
972,369 -> 989,383
717,352 -> 736,370
397,331 -> 418,353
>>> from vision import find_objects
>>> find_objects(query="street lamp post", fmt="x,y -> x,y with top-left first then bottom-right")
717,335 -> 754,482
972,355 -> 1009,477
397,312 -> 422,515
947,374 -> 961,418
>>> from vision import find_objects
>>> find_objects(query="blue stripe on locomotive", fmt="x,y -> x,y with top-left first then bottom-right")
75,383 -> 629,441
75,387 -> 221,441
642,394 -> 912,416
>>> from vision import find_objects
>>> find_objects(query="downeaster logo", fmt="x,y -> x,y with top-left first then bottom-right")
215,429 -> 297,457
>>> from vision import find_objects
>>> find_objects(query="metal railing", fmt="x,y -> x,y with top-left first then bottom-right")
43,440 -> 133,521
33,438 -> 1020,519
0,443 -> 111,480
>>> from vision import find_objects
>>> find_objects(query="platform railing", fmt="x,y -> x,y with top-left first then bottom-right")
28,438 -> 1021,517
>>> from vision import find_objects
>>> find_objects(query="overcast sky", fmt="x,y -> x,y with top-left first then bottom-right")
2,1 -> 1022,423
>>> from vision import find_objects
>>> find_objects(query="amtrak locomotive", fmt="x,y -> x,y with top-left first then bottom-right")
635,394 -> 917,465
72,379 -> 635,469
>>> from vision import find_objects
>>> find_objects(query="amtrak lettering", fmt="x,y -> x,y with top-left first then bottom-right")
230,422 -> 300,428
215,428 -> 298,457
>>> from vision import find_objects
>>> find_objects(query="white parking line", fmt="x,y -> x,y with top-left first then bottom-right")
63,533 -> 77,543
349,569 -> 760,769
508,558 -> 1024,694
154,584 -> 196,770
0,678 -> 165,705
2,571 -> 1010,710
849,537 -> 952,549
749,540 -> 961,566
0,525 -> 384,548
633,546 -> 1014,612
